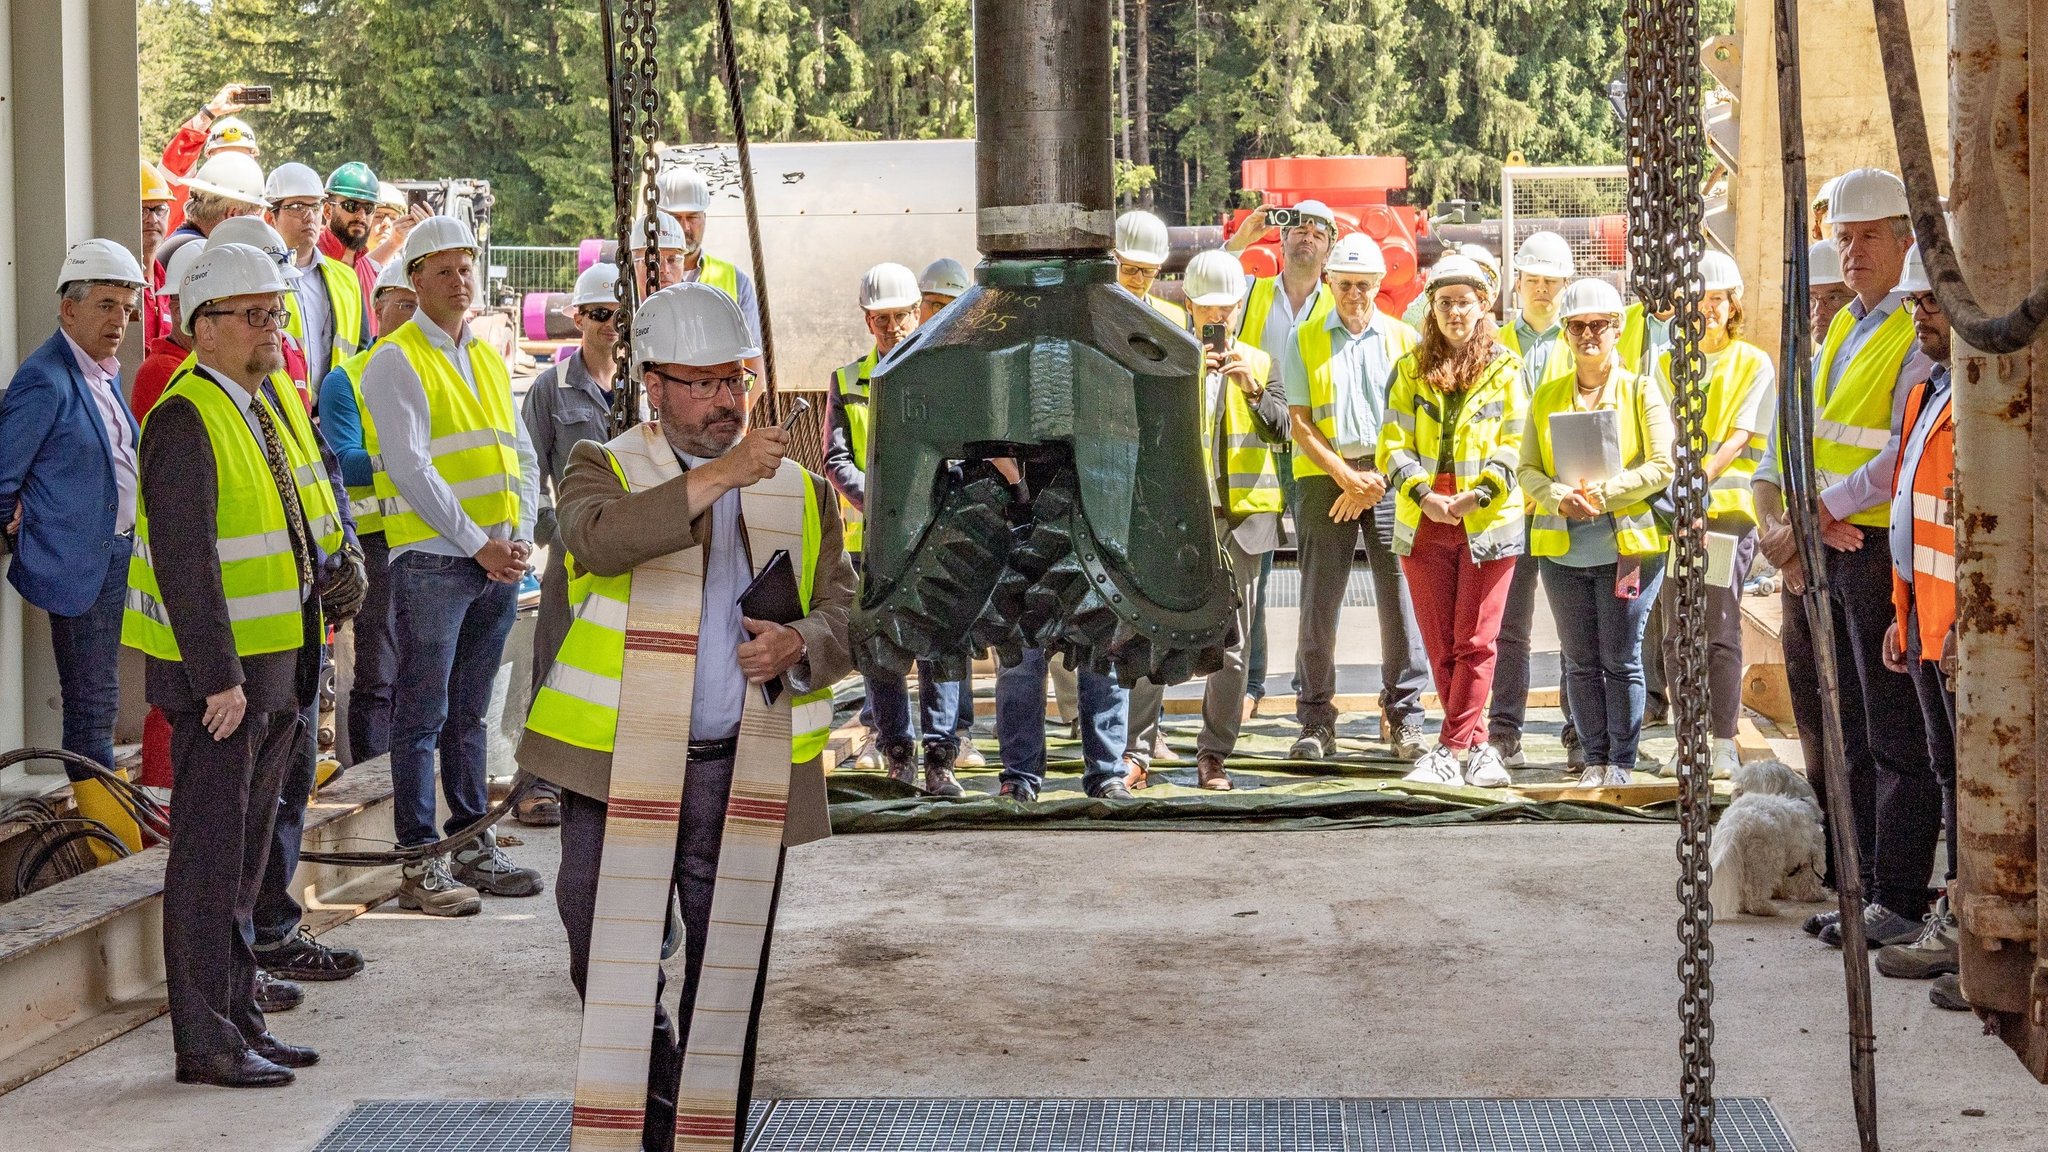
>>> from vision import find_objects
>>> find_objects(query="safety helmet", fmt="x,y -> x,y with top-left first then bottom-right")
264,162 -> 325,204
1182,250 -> 1250,307
140,157 -> 175,204
1812,175 -> 1843,223
1555,278 -> 1627,320
657,165 -> 713,214
179,243 -> 290,334
376,181 -> 407,214
918,257 -> 972,299
1808,239 -> 1845,287
161,240 -> 208,299
1291,200 -> 1337,230
1825,168 -> 1909,224
57,238 -> 146,291
1515,231 -> 1576,279
1699,250 -> 1743,293
325,161 -> 381,202
1326,233 -> 1387,276
182,152 -> 268,207
633,282 -> 760,367
371,257 -> 413,300
1896,245 -> 1931,294
402,215 -> 479,285
204,115 -> 259,157
570,262 -> 622,308
205,216 -> 292,270
1113,210 -> 1171,266
628,212 -> 687,252
858,262 -> 921,311
1426,254 -> 1492,296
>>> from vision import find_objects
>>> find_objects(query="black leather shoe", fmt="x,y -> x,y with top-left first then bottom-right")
1089,779 -> 1133,801
248,1032 -> 320,1068
254,970 -> 303,1013
175,1049 -> 294,1087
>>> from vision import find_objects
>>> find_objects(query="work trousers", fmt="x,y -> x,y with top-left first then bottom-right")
1659,517 -> 1756,739
253,694 -> 322,949
557,758 -> 782,1152
1905,609 -> 1960,885
1489,549 -> 1578,749
1293,476 -> 1428,732
1399,483 -> 1518,752
389,552 -> 518,846
345,532 -> 397,765
995,648 -> 1128,794
163,705 -> 298,1057
1541,555 -> 1666,771
866,666 -> 964,755
47,533 -> 131,780
1781,529 -> 1939,915
1244,458 -> 1306,704
1126,522 -> 1265,763
1642,594 -> 1670,721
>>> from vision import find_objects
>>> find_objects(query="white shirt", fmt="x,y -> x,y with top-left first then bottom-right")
1247,272 -> 1322,371
293,253 -> 336,388
359,315 -> 541,560
680,449 -> 749,742
62,331 -> 138,534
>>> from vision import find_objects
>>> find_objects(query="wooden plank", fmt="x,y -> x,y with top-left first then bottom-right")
1735,717 -> 1778,764
1512,780 -> 1682,806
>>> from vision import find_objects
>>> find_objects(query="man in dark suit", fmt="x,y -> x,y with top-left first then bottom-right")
0,240 -> 150,851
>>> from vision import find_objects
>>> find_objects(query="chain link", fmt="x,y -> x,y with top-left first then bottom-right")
1626,1 -> 1718,1147
601,0 -> 663,436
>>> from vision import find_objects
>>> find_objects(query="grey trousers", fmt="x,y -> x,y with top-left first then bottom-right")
1126,523 -> 1265,763
1294,475 -> 1429,730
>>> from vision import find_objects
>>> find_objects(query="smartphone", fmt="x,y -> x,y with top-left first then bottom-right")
1200,323 -> 1228,354
236,85 -> 274,106
1265,206 -> 1298,230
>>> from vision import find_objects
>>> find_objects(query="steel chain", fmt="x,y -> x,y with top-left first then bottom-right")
1626,1 -> 1718,1148
602,0 -> 663,436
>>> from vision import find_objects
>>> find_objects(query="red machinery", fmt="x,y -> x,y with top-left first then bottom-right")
1224,156 -> 1432,317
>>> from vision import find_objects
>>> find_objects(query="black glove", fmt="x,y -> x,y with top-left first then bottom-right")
534,505 -> 559,547
320,543 -> 370,624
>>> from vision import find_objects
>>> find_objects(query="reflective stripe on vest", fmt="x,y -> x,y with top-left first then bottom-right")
1237,276 -> 1334,355
122,369 -> 315,660
1378,348 -> 1528,562
522,433 -> 834,762
1523,367 -> 1667,558
1813,304 -> 1915,527
1290,312 -> 1420,480
1657,340 -> 1774,522
832,348 -> 879,553
372,321 -> 522,547
336,348 -> 385,534
1201,342 -> 1282,516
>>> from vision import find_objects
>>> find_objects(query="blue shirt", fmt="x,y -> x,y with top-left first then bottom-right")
318,365 -> 374,488
679,448 -> 749,742
1280,309 -> 1404,461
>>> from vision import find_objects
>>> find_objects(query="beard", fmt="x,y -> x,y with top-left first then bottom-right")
330,219 -> 369,250
663,403 -> 746,460
245,345 -> 285,380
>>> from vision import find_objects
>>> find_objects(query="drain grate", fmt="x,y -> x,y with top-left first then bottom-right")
1261,566 -> 1378,610
311,1098 -> 1795,1151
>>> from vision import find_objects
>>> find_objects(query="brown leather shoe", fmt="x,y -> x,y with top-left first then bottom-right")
1122,753 -> 1150,791
1196,753 -> 1233,791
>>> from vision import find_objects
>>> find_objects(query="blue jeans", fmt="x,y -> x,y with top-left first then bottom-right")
1539,555 -> 1664,770
48,534 -> 131,780
254,694 -> 321,947
866,667 -> 964,753
994,648 -> 1128,794
389,552 -> 518,846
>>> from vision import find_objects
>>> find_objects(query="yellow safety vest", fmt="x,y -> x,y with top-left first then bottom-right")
831,347 -> 878,554
1201,342 -> 1283,517
1147,294 -> 1190,331
1377,347 -> 1528,561
284,255 -> 368,363
1618,301 -> 1651,372
335,347 -> 385,535
523,431 -> 834,763
371,321 -> 523,547
694,255 -> 740,303
167,352 -> 345,550
123,368 -> 336,659
1656,339 -> 1774,522
1291,310 -> 1421,480
1813,304 -> 1915,527
1502,319 -> 1574,395
1237,276 -> 1334,354
1522,367 -> 1667,558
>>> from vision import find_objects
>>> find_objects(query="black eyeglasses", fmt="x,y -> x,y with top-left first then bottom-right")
1902,294 -> 1943,317
199,306 -> 289,330
649,368 -> 752,399
334,198 -> 375,215
581,306 -> 617,323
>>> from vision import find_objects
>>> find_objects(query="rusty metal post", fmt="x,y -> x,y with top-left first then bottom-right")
1949,0 -> 2048,1079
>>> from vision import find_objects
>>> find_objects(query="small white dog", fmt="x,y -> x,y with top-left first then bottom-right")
1711,761 -> 1827,918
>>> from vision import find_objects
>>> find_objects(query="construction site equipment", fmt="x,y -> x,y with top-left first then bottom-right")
203,114 -> 257,156
178,243 -> 289,331
1113,210 -> 1171,266
1223,156 -> 1432,317
631,281 -> 759,367
919,258 -> 972,299
1325,233 -> 1385,276
1498,165 -> 1632,299
139,157 -> 173,203
857,262 -> 920,311
569,262 -> 619,307
1555,277 -> 1625,318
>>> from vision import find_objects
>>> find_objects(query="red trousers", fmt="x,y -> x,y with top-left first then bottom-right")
1401,475 -> 1518,750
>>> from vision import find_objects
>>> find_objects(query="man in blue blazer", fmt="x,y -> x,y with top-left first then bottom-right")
0,239 -> 149,849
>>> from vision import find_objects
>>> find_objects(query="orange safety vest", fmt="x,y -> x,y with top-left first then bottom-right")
1890,378 -> 1955,656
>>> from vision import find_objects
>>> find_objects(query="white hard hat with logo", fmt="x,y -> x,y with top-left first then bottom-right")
162,240 -> 208,299
1427,254 -> 1493,296
628,212 -> 687,252
1114,211 -> 1171,266
1326,233 -> 1387,276
402,215 -> 479,286
571,262 -> 622,307
57,238 -> 146,291
182,152 -> 269,208
919,258 -> 972,299
657,165 -> 713,214
205,216 -> 292,270
1808,239 -> 1845,286
1825,168 -> 1909,224
372,256 -> 413,299
634,282 -> 760,367
1183,250 -> 1250,307
205,115 -> 259,156
1896,245 -> 1931,294
859,262 -> 920,311
1515,231 -> 1576,279
264,162 -> 325,204
180,242 -> 290,333
1556,278 -> 1626,320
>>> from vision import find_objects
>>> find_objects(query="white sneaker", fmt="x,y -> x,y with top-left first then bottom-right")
1655,749 -> 1679,778
1464,743 -> 1512,788
1575,764 -> 1608,788
1604,765 -> 1632,786
1403,744 -> 1463,785
853,736 -> 882,773
1711,738 -> 1740,780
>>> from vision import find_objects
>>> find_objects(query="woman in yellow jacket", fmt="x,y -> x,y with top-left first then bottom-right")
1378,255 -> 1527,788
1518,279 -> 1675,787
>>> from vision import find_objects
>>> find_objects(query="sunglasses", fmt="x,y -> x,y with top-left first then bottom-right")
334,198 -> 375,215
581,306 -> 617,323
1565,318 -> 1617,337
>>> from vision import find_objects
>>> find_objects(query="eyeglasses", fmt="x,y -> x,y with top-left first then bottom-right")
273,200 -> 323,218
199,306 -> 289,330
581,306 -> 617,323
1564,318 -> 1617,337
1331,278 -> 1383,296
142,203 -> 172,221
334,198 -> 375,215
649,368 -> 752,399
1432,297 -> 1482,315
1902,294 -> 1943,317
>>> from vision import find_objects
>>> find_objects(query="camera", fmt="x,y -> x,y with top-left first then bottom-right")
1265,206 -> 1298,230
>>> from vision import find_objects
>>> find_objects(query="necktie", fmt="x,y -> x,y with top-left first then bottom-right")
252,398 -> 315,594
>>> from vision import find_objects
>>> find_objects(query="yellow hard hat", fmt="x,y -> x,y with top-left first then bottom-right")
140,155 -> 174,203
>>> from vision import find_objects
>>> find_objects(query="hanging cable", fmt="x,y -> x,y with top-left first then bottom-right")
713,0 -> 779,407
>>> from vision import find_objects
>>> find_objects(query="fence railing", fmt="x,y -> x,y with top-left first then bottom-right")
491,245 -> 583,299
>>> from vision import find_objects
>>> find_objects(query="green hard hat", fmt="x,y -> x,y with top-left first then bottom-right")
325,161 -> 380,200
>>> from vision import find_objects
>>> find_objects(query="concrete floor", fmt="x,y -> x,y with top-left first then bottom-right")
3,816 -> 2044,1151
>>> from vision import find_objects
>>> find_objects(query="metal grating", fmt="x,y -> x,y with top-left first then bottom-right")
1261,566 -> 1378,610
311,1097 -> 1795,1151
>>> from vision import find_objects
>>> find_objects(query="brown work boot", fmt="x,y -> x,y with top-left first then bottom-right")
1196,752 -> 1233,791
1122,752 -> 1150,791
514,779 -> 563,827
881,741 -> 917,788
921,744 -> 966,798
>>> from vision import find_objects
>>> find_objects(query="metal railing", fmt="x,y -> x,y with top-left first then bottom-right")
492,245 -> 583,298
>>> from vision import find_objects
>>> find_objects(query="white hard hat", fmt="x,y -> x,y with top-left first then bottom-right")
1699,250 -> 1743,292
1427,254 -> 1492,295
57,238 -> 146,291
205,216 -> 292,270
1326,233 -> 1386,276
1459,243 -> 1501,275
377,181 -> 407,213
1183,250 -> 1250,307
1515,231 -> 1576,279
859,262 -> 921,311
657,165 -> 712,214
918,257 -> 972,299
182,152 -> 268,207
1825,168 -> 1909,224
633,282 -> 760,367
179,242 -> 290,334
161,239 -> 208,298
1896,245 -> 1931,294
1292,200 -> 1337,229
1556,278 -> 1626,320
1114,210 -> 1171,266
1808,239 -> 1845,286
372,257 -> 413,299
570,262 -> 622,307
628,211 -> 687,252
264,162 -> 325,203
204,115 -> 259,156
402,215 -> 479,285
1813,175 -> 1843,217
